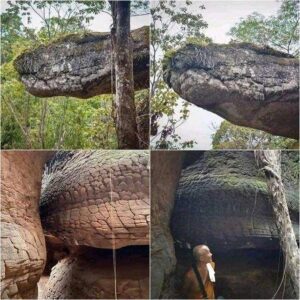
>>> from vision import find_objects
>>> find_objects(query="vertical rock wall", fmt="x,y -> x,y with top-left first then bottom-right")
1,151 -> 53,299
151,151 -> 184,299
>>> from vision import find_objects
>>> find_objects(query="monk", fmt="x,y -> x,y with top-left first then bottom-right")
182,245 -> 216,299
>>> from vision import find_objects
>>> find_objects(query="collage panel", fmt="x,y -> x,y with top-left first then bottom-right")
1,0 -> 150,150
150,0 -> 298,150
1,0 -> 300,299
1,150 -> 150,298
151,150 -> 299,299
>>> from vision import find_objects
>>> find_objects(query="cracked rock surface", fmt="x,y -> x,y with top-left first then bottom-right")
163,43 -> 299,139
40,150 -> 150,249
172,151 -> 299,250
14,26 -> 149,98
1,152 -> 53,299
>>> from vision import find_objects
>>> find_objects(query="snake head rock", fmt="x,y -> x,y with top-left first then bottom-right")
163,43 -> 299,139
40,150 -> 150,249
14,26 -> 149,98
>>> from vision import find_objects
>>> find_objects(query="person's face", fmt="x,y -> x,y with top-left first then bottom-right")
199,246 -> 213,263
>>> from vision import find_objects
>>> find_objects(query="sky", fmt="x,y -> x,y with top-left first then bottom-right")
151,0 -> 282,149
0,1 -> 150,31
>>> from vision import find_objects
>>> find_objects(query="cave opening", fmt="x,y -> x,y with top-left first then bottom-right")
38,243 -> 149,299
173,244 -> 288,299
167,151 -> 299,299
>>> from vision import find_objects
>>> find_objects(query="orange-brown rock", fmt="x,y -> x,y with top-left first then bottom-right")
43,247 -> 149,299
1,151 -> 54,299
40,151 -> 150,249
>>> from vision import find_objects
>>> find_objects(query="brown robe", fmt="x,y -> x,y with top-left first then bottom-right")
182,262 -> 215,299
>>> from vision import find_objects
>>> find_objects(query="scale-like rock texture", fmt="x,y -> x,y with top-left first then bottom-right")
172,151 -> 299,299
14,26 -> 149,98
172,151 -> 299,249
40,151 -> 150,249
43,247 -> 149,299
1,151 -> 53,299
163,43 -> 299,139
151,151 -> 184,299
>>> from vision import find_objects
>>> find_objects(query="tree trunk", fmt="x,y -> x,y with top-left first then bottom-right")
255,150 -> 300,298
110,0 -> 139,149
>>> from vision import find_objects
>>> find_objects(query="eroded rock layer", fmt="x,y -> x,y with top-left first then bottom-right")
14,26 -> 149,98
43,247 -> 149,299
171,151 -> 299,299
40,151 -> 150,249
163,43 -> 299,139
172,151 -> 299,250
1,152 -> 53,299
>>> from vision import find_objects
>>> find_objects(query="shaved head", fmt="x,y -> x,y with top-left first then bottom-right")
193,245 -> 211,262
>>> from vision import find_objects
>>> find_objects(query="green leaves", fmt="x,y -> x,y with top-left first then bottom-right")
212,121 -> 298,150
229,0 -> 299,55
151,0 -> 208,149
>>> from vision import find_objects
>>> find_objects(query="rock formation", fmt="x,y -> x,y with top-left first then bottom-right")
151,151 -> 299,299
1,150 -> 150,299
14,26 -> 149,98
172,151 -> 299,250
163,43 -> 299,139
172,151 -> 299,299
1,151 -> 53,299
40,151 -> 150,249
151,151 -> 184,299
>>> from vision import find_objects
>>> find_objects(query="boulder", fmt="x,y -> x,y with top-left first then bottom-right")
40,150 -> 150,249
163,43 -> 299,139
14,27 -> 149,98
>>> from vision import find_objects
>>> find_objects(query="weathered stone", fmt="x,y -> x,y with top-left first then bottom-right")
43,247 -> 149,299
163,43 -> 299,139
14,27 -> 149,98
1,151 -> 54,299
40,151 -> 150,249
172,151 -> 299,249
151,151 -> 184,299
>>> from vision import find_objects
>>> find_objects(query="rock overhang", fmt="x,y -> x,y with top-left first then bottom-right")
163,42 -> 299,139
40,150 -> 150,250
14,26 -> 149,99
171,151 -> 299,250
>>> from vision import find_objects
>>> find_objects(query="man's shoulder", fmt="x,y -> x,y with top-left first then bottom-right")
185,267 -> 195,279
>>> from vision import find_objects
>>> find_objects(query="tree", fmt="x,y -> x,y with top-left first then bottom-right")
109,0 -> 139,149
255,150 -> 299,298
229,0 -> 299,55
212,121 -> 299,150
150,0 -> 209,149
